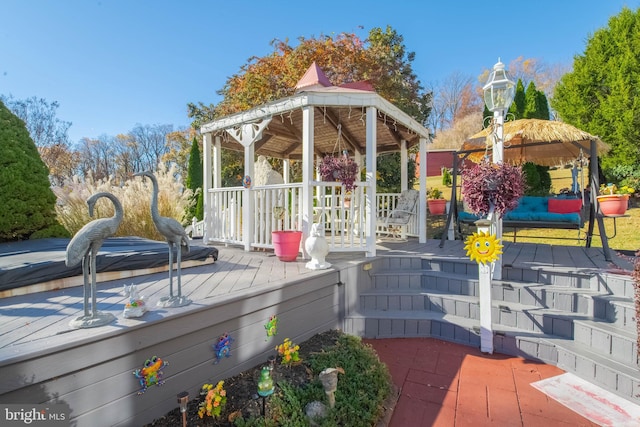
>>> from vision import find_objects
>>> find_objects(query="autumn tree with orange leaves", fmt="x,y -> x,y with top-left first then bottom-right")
187,26 -> 431,186
189,26 -> 430,127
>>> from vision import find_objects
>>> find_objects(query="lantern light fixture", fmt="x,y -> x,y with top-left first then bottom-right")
483,59 -> 516,114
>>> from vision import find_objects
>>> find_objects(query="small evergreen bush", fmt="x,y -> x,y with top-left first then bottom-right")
0,100 -> 62,242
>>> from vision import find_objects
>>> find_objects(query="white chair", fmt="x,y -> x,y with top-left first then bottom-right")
378,189 -> 419,239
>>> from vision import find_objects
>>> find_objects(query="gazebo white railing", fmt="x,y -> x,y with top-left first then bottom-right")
204,185 -> 418,252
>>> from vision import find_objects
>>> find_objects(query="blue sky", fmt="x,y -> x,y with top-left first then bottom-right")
1,0 -> 637,144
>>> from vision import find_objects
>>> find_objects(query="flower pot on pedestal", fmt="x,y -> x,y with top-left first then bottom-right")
597,194 -> 629,216
272,230 -> 302,262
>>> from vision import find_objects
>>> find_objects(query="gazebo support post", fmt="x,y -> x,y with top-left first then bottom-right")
243,144 -> 255,251
203,133 -> 213,242
418,137 -> 427,243
365,107 -> 377,257
301,106 -> 315,258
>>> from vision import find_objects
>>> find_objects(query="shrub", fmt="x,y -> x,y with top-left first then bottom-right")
54,164 -> 194,240
442,167 -> 452,186
0,100 -> 61,242
522,162 -> 551,196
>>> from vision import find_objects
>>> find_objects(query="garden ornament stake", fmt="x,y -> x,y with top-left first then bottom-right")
319,367 -> 344,408
66,192 -> 120,329
177,391 -> 189,427
135,171 -> 191,308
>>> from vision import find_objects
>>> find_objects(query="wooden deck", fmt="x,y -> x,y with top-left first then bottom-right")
0,239 -> 632,359
0,238 -> 634,426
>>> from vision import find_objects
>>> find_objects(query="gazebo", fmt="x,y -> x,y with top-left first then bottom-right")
199,63 -> 431,257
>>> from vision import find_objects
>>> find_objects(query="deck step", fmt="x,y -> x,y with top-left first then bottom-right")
593,295 -> 636,330
543,336 -> 640,405
359,288 -> 600,338
345,309 -> 522,347
573,319 -> 638,365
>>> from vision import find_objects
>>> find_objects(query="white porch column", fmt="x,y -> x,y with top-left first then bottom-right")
283,159 -> 291,184
301,106 -> 314,258
400,140 -> 408,191
365,107 -> 377,257
243,144 -> 255,252
418,137 -> 427,243
203,133 -> 213,242
213,135 -> 222,189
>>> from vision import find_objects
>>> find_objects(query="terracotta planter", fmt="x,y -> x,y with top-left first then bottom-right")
272,231 -> 302,262
597,194 -> 629,216
428,199 -> 447,215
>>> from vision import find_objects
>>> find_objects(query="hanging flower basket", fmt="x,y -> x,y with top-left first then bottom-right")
461,159 -> 526,217
318,154 -> 358,192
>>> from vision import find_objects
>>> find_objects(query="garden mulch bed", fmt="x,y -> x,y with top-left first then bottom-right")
144,329 -> 396,426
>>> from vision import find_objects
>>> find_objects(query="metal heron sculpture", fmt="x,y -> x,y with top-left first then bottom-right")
65,192 -> 121,328
135,171 -> 191,307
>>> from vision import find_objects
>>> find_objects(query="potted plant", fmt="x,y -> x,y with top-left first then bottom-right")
427,187 -> 447,215
461,159 -> 526,217
597,184 -> 635,216
318,153 -> 358,192
271,206 -> 302,262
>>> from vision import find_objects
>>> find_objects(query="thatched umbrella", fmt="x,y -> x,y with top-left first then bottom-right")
461,119 -> 610,166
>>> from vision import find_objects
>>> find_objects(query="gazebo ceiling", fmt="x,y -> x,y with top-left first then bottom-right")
200,88 -> 430,160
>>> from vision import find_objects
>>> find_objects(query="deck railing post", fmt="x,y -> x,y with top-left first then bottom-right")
475,219 -> 494,354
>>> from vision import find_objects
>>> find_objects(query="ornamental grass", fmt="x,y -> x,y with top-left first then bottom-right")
53,163 -> 194,241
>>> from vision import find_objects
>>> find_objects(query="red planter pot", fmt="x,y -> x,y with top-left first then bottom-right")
272,231 -> 302,262
597,194 -> 629,216
428,199 -> 447,215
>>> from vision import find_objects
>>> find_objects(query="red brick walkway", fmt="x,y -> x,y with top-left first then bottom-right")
364,338 -> 599,427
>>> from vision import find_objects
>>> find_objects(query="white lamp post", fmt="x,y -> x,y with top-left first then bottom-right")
483,59 -> 515,280
476,59 -> 514,354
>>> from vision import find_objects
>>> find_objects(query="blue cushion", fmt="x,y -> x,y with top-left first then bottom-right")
459,197 -> 580,226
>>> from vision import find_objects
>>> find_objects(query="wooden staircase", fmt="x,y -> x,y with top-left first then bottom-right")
343,255 -> 640,404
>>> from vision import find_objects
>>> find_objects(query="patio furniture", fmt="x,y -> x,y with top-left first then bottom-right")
458,196 -> 586,242
378,189 -> 419,239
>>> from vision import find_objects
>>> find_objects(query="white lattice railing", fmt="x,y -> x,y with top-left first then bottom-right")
202,184 -> 417,251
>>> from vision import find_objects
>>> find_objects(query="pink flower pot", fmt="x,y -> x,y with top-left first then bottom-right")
272,231 -> 302,262
597,194 -> 629,216
428,199 -> 447,215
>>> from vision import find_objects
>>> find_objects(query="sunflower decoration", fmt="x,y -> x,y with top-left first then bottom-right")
464,231 -> 503,265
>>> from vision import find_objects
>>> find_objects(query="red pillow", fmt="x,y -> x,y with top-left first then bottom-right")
548,198 -> 582,214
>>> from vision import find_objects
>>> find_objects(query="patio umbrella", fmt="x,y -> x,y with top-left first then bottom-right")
460,119 -> 610,166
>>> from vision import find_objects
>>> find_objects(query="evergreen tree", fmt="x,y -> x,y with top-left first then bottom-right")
552,7 -> 640,170
376,152 -> 416,193
185,137 -> 203,221
0,100 -> 66,241
508,79 -> 526,119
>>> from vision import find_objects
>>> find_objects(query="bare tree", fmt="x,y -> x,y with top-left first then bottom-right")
1,95 -> 72,148
77,136 -> 115,181
428,72 -> 481,134
128,124 -> 173,172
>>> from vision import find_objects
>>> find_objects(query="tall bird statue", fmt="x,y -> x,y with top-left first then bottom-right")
65,192 -> 121,328
135,171 -> 192,307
